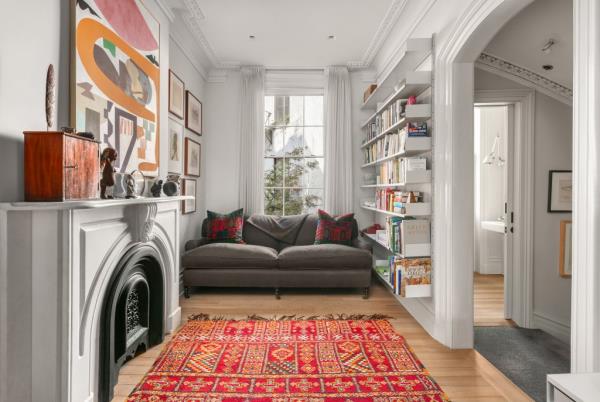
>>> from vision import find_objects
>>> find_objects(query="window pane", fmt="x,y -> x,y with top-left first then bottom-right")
284,189 -> 304,216
304,127 -> 323,156
305,96 -> 323,126
274,96 -> 288,125
288,96 -> 304,126
265,96 -> 275,126
265,127 -> 285,157
264,188 -> 283,216
304,189 -> 323,214
285,157 -> 304,188
284,127 -> 304,157
264,158 -> 283,187
303,157 -> 324,188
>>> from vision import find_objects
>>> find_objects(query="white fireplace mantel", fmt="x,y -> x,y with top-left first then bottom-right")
0,196 -> 191,402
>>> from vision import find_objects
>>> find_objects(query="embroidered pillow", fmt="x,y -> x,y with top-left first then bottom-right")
206,209 -> 245,244
314,209 -> 354,246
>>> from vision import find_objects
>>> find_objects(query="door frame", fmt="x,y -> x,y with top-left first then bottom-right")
474,89 -> 535,328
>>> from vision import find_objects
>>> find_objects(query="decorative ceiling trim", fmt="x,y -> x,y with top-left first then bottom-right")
155,0 -> 175,22
169,29 -> 208,81
477,52 -> 573,105
181,0 -> 220,67
207,69 -> 228,84
348,0 -> 408,69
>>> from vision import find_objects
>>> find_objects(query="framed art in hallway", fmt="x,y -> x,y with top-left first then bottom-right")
185,137 -> 201,177
167,119 -> 184,174
182,179 -> 196,214
185,91 -> 202,135
559,220 -> 572,277
169,70 -> 185,119
548,170 -> 572,212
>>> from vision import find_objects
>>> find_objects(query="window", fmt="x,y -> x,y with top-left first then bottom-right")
264,95 -> 324,216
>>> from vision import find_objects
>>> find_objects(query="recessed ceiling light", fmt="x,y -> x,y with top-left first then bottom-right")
249,35 -> 256,39
328,35 -> 335,40
542,64 -> 554,71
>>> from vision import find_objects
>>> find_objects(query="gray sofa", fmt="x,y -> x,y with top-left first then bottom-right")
182,214 -> 372,298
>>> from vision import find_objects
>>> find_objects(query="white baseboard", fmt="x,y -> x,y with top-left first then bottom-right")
533,311 -> 570,344
398,297 -> 437,338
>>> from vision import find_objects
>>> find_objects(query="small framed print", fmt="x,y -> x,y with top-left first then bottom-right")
167,119 -> 184,174
548,170 -> 572,212
169,70 -> 185,119
185,137 -> 201,177
182,179 -> 196,214
185,91 -> 202,135
559,220 -> 572,277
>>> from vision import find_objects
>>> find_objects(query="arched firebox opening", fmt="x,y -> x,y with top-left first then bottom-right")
98,245 -> 165,402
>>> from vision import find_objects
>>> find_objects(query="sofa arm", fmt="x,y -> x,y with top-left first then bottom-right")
353,236 -> 372,253
184,237 -> 210,252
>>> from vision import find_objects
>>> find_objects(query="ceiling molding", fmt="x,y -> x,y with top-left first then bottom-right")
155,0 -> 175,22
348,0 -> 408,69
207,69 -> 228,84
181,0 -> 220,66
169,28 -> 208,81
477,52 -> 573,105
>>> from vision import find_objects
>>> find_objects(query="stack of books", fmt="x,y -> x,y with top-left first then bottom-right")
376,190 -> 423,213
389,257 -> 432,297
373,99 -> 406,135
377,157 -> 427,184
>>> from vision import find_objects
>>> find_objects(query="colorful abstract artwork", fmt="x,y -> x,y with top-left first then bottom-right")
73,0 -> 160,176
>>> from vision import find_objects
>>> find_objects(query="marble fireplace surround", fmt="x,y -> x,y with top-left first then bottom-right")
0,197 -> 191,402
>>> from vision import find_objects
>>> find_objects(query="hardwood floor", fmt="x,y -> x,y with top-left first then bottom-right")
474,273 -> 514,327
113,279 -> 532,402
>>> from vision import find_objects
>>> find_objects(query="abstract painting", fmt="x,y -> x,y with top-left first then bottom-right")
185,138 -> 201,177
169,70 -> 185,119
168,119 -> 183,174
185,91 -> 202,135
73,0 -> 160,176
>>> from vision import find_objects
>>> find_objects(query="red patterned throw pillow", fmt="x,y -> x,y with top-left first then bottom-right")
206,209 -> 245,244
314,209 -> 354,246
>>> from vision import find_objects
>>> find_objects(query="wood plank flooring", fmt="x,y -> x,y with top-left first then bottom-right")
474,273 -> 514,327
113,280 -> 531,402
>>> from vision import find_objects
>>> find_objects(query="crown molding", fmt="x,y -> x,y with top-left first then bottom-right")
169,28 -> 208,81
155,0 -> 175,22
181,0 -> 219,66
207,69 -> 228,84
477,52 -> 573,105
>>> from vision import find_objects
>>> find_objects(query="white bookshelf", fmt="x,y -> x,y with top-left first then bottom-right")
360,36 -> 433,300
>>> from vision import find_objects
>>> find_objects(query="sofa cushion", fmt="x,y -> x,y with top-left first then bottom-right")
206,209 -> 245,243
314,209 -> 354,246
182,243 -> 278,269
277,244 -> 372,270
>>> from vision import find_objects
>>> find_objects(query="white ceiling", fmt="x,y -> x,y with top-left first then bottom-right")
484,0 -> 573,88
173,0 -> 403,68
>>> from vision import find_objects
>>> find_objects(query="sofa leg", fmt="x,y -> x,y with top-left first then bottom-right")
184,286 -> 191,299
362,287 -> 370,299
275,288 -> 281,300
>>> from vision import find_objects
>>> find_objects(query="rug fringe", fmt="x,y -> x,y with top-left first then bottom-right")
187,313 -> 391,321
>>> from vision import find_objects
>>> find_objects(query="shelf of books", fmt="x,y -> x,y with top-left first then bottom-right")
360,36 -> 433,299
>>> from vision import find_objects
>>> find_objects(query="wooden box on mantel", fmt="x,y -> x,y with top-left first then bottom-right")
24,131 -> 100,201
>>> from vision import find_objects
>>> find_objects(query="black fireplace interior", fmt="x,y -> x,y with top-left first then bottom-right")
99,245 -> 165,402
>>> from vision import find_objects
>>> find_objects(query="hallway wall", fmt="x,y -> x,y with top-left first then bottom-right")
475,69 -> 572,342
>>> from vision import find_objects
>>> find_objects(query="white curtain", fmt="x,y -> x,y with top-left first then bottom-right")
324,66 -> 353,214
238,66 -> 265,215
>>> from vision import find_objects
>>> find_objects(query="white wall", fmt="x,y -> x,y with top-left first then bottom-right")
475,69 -> 572,339
0,0 -> 69,202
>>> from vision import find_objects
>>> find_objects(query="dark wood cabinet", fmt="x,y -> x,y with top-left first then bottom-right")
24,131 -> 100,201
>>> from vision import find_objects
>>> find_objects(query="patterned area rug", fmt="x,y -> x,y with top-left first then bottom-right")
126,315 -> 449,401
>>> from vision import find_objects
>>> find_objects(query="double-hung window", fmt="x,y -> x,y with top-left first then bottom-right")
264,95 -> 324,216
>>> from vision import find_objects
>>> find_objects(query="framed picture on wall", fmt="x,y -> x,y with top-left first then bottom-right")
169,70 -> 185,119
167,119 -> 184,174
548,170 -> 572,212
185,137 -> 201,177
182,179 -> 196,214
559,220 -> 572,277
185,91 -> 202,135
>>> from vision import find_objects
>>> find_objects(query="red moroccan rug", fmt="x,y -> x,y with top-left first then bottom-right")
126,315 -> 449,401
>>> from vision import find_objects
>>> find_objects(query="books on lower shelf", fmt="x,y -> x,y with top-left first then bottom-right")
377,156 -> 428,184
384,217 -> 431,256
376,189 -> 422,212
389,257 -> 432,298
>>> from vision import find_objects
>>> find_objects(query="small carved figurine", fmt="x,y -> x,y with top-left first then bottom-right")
150,180 -> 163,197
125,173 -> 137,199
100,148 -> 118,199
